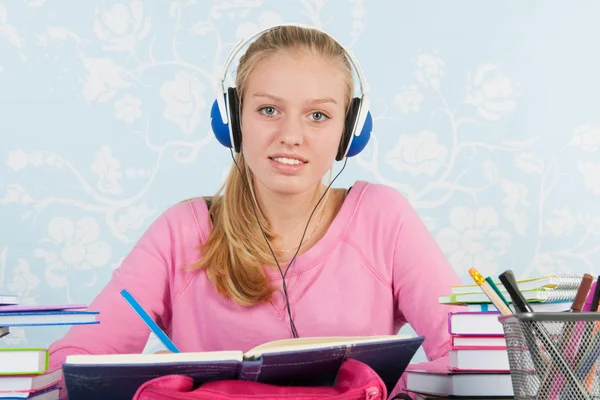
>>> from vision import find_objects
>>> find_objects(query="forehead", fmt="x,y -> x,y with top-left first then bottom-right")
243,51 -> 347,104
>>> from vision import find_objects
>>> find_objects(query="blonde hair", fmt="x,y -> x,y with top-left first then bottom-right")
189,25 -> 354,307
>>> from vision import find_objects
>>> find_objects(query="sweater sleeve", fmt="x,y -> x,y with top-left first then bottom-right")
388,193 -> 467,398
46,207 -> 179,395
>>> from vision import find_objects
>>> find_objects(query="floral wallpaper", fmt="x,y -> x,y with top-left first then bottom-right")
1,1 -> 599,355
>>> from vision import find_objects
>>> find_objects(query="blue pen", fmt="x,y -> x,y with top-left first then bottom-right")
120,289 -> 180,353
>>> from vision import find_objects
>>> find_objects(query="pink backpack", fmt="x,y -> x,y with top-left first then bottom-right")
132,358 -> 387,400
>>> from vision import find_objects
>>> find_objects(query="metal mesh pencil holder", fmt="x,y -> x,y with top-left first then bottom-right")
499,312 -> 600,400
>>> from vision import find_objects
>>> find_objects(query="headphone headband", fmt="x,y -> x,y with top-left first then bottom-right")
216,23 -> 369,125
211,23 -> 373,160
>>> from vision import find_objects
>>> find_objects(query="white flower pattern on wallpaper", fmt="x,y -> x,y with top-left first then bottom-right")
93,0 -> 151,53
546,208 -> 576,236
0,4 -> 23,51
6,259 -> 40,305
414,53 -> 445,90
6,150 -> 63,170
91,146 -> 124,195
235,10 -> 283,40
437,206 -> 511,276
570,124 -> 600,152
37,217 -> 111,296
114,94 -> 142,123
500,180 -> 531,235
465,64 -> 518,120
577,161 -> 600,195
514,153 -> 544,174
394,85 -> 424,114
6,149 -> 29,171
0,184 -> 33,207
1,327 -> 27,346
160,71 -> 207,136
82,58 -> 132,103
117,204 -> 156,232
357,52 -> 526,213
385,130 -> 447,176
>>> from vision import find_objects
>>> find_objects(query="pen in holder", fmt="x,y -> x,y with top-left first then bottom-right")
498,270 -> 593,400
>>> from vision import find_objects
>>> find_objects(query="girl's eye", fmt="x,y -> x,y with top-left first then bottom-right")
259,107 -> 277,116
311,112 -> 329,121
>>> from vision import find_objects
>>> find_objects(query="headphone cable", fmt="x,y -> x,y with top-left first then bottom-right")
230,149 -> 348,338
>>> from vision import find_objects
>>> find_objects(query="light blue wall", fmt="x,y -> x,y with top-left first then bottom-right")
1,1 -> 599,356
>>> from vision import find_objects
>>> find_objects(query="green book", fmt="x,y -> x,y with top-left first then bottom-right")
0,348 -> 48,375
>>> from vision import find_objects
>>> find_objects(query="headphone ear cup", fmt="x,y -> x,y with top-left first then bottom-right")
346,109 -> 372,158
227,87 -> 242,153
337,98 -> 361,161
336,97 -> 372,161
210,96 -> 233,149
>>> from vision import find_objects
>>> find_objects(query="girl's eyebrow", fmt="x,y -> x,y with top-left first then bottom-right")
252,92 -> 337,105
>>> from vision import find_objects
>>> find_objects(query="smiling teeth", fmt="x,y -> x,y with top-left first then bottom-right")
273,157 -> 303,165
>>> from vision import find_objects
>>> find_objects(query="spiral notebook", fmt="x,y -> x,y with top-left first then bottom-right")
439,288 -> 578,305
449,273 -> 583,295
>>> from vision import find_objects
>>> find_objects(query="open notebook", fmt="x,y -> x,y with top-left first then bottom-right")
63,334 -> 425,400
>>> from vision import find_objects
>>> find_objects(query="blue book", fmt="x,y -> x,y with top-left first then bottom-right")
0,310 -> 98,327
62,334 -> 424,400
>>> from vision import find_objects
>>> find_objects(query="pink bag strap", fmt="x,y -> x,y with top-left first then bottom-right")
133,358 -> 387,400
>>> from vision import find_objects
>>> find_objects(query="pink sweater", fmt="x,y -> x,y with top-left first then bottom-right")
48,180 -> 465,397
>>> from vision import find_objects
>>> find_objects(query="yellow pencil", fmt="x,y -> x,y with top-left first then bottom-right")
468,267 -> 513,316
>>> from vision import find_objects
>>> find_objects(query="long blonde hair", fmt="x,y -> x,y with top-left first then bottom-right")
190,25 -> 354,307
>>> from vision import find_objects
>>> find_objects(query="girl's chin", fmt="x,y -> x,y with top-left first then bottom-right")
255,177 -> 320,197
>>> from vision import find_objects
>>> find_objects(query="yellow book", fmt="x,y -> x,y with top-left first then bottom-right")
450,273 -> 583,295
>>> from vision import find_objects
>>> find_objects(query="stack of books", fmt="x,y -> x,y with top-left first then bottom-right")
0,293 -> 99,399
0,348 -> 62,399
405,273 -> 582,399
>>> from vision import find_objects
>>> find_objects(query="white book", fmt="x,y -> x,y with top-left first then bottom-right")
0,388 -> 59,399
406,371 -> 513,397
452,335 -> 506,348
450,348 -> 509,371
448,312 -> 504,336
0,349 -> 48,375
0,369 -> 61,391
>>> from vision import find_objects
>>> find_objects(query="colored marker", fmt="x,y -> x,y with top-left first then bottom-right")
120,289 -> 180,353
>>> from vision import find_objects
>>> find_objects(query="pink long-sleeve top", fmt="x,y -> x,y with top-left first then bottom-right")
48,180 -> 465,397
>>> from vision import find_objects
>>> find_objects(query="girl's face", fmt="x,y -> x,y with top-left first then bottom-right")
240,50 -> 347,197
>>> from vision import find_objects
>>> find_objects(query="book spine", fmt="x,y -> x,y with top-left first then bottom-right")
238,358 -> 262,382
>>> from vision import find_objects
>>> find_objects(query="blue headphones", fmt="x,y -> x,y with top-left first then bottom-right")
210,23 -> 372,162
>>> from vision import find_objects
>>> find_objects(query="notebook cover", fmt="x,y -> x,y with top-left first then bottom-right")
245,336 -> 424,393
0,310 -> 99,327
63,360 -> 241,400
0,304 -> 88,313
62,336 -> 425,400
